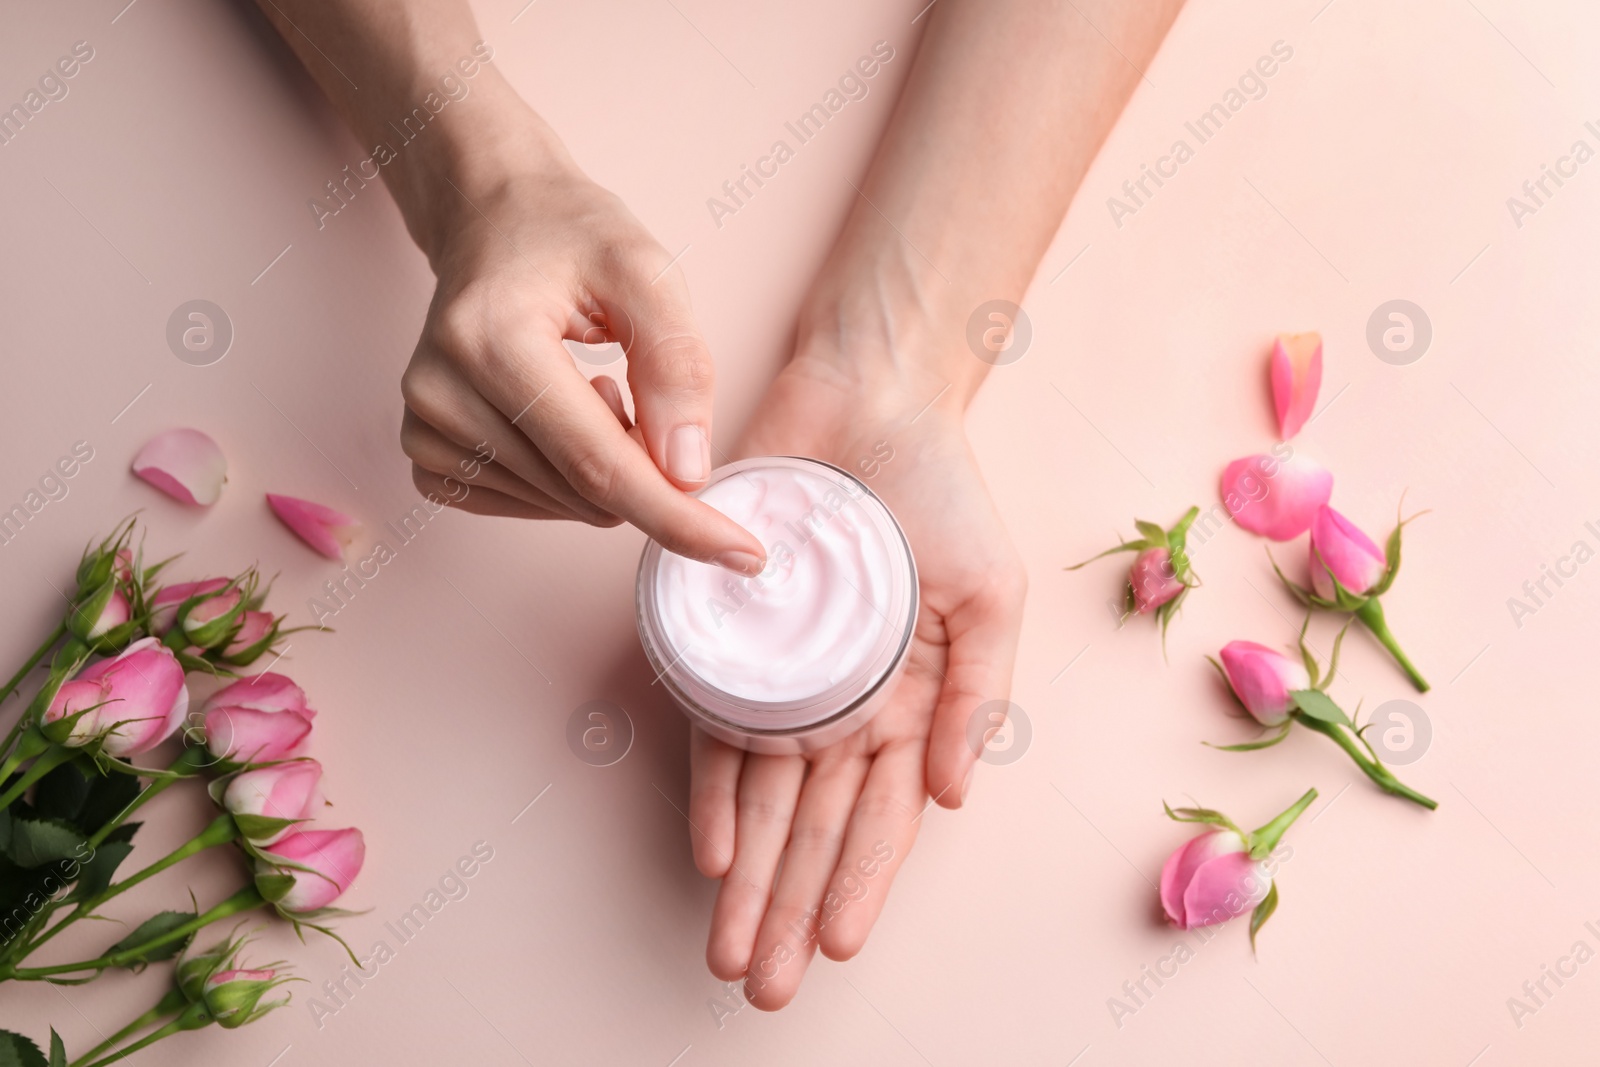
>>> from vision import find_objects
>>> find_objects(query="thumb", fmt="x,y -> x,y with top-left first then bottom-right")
610,271 -> 719,491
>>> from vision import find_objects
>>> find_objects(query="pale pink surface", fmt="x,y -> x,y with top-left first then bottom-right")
131,428 -> 227,505
1218,640 -> 1310,726
1310,504 -> 1388,599
1220,451 -> 1333,540
1129,546 -> 1184,613
2,3 -> 1597,1065
267,492 -> 359,559
1270,332 -> 1323,439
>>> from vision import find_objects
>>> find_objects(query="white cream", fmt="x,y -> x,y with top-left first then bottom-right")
653,465 -> 893,704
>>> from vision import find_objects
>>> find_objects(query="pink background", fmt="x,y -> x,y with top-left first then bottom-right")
3,0 -> 1597,1063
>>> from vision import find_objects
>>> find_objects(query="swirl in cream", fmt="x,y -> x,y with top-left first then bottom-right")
653,465 -> 894,707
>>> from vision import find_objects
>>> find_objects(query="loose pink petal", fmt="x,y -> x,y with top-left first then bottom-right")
267,493 -> 360,560
1220,453 -> 1333,541
132,429 -> 227,506
1269,333 -> 1323,440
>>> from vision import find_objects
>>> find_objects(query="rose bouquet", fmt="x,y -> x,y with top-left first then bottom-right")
0,517 -> 364,1066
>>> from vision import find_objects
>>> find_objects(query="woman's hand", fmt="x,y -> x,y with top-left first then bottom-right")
687,344 -> 1027,1010
397,128 -> 764,572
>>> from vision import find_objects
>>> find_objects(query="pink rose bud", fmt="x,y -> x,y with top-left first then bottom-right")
1220,452 -> 1333,541
202,672 -> 315,764
1309,505 -> 1387,600
43,637 -> 189,756
203,968 -> 292,1028
223,760 -> 322,843
149,578 -> 231,635
267,493 -> 360,560
1160,829 -> 1271,930
1269,332 -> 1322,440
1129,547 -> 1184,614
131,428 -> 227,506
181,586 -> 243,647
256,827 -> 365,913
1217,640 -> 1310,726
71,585 -> 131,644
219,610 -> 281,665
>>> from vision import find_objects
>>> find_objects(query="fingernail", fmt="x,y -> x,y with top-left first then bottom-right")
716,550 -> 766,577
960,765 -> 976,804
667,424 -> 710,484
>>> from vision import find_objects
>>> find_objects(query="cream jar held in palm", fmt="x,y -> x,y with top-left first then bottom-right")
636,456 -> 917,755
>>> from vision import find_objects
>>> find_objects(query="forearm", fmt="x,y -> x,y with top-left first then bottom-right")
252,0 -> 569,262
803,0 -> 1185,406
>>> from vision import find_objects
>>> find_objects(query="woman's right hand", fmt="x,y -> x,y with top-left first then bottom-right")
397,102 -> 764,574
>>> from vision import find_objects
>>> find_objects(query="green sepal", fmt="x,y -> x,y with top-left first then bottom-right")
47,1030 -> 64,1067
1246,787 -> 1318,857
1065,538 -> 1150,571
1289,689 -> 1349,726
1162,801 -> 1243,836
254,873 -> 296,904
1370,505 -> 1427,597
1249,881 -> 1280,954
1133,520 -> 1169,548
232,814 -> 306,842
1204,720 -> 1293,752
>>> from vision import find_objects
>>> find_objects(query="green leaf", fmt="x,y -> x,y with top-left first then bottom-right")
47,1031 -> 64,1067
74,768 -> 141,838
1369,509 -> 1425,596
0,1031 -> 46,1067
1133,521 -> 1169,548
32,760 -> 91,824
108,910 -> 196,968
69,841 -> 134,902
1249,881 -> 1279,954
0,809 -> 11,854
8,819 -> 88,869
1289,689 -> 1350,726
1204,722 -> 1294,751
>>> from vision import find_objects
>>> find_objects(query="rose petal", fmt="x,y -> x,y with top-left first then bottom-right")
1270,332 -> 1322,440
1220,453 -> 1333,541
1160,829 -> 1246,927
1182,850 -> 1272,929
132,429 -> 227,506
266,493 -> 360,560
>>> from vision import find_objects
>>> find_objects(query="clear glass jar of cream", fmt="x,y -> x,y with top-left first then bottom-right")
635,456 -> 918,755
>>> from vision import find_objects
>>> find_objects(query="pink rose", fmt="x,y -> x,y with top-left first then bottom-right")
256,827 -> 365,913
202,672 -> 315,764
1129,547 -> 1185,614
149,578 -> 231,635
1309,505 -> 1387,600
222,760 -> 323,843
1160,829 -> 1271,930
44,637 -> 189,756
1217,641 -> 1309,726
203,967 -> 292,1028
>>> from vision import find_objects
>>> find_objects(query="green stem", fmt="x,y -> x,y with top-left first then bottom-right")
68,988 -> 188,1067
1248,787 -> 1318,855
1356,598 -> 1429,692
85,747 -> 208,851
0,621 -> 68,732
2,886 -> 265,981
0,742 -> 75,810
74,1000 -> 212,1067
21,814 -> 239,960
1296,714 -> 1438,810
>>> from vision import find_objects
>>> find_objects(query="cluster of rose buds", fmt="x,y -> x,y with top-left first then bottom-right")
0,510 -> 364,1065
1074,332 -> 1439,949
